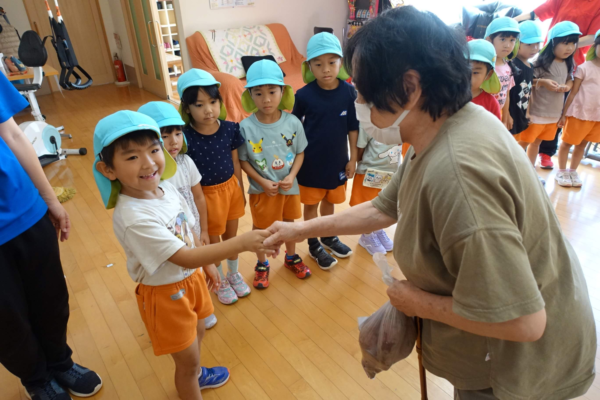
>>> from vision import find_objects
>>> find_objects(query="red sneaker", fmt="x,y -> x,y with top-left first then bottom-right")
284,254 -> 312,279
253,262 -> 270,289
540,154 -> 554,169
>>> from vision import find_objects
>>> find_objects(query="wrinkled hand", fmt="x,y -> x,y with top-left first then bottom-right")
263,221 -> 306,249
262,179 -> 279,197
47,201 -> 70,241
279,175 -> 294,192
386,279 -> 425,318
541,79 -> 560,91
204,264 -> 221,293
346,160 -> 356,179
200,232 -> 211,247
240,230 -> 278,256
557,115 -> 567,128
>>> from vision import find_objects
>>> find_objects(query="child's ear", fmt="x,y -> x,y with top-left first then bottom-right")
485,70 -> 494,80
96,161 -> 117,181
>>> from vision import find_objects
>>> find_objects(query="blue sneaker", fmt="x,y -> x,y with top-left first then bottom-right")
52,363 -> 102,397
198,366 -> 230,390
25,379 -> 72,400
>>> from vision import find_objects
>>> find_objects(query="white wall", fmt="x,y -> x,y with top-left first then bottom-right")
176,0 -> 348,70
98,0 -> 135,67
2,0 -> 32,35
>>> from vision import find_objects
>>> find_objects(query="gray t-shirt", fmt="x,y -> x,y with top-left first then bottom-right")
356,127 -> 401,175
530,59 -> 571,119
239,112 -> 308,195
372,103 -> 596,400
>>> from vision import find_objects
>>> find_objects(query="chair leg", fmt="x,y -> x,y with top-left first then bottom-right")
24,91 -> 45,122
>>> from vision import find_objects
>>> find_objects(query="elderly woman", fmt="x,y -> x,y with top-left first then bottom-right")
264,6 -> 596,400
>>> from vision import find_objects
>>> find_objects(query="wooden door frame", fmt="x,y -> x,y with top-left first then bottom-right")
119,0 -> 143,88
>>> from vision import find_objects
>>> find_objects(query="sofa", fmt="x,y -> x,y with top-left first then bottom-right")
186,23 -> 306,123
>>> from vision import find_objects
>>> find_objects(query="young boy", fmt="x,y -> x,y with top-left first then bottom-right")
485,17 -> 520,128
350,127 -> 400,255
292,32 -> 359,270
238,59 -> 310,288
508,21 -> 542,140
138,101 -> 218,329
93,110 -> 274,399
468,39 -> 502,120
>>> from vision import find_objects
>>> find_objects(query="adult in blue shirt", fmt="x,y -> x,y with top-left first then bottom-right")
0,73 -> 102,400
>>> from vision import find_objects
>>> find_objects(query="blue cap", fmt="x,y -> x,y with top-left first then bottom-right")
93,111 -> 177,209
586,29 -> 600,61
306,32 -> 343,61
547,21 -> 582,42
519,20 -> 543,44
176,69 -> 227,122
485,17 -> 520,39
467,40 -> 501,94
138,101 -> 187,153
241,60 -> 295,112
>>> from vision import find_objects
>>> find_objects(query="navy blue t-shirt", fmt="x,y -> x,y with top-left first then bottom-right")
184,120 -> 245,186
0,74 -> 48,245
293,79 -> 359,189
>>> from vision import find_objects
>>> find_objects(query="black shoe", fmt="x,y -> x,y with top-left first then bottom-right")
321,237 -> 353,258
309,244 -> 338,270
53,364 -> 102,397
25,379 -> 72,400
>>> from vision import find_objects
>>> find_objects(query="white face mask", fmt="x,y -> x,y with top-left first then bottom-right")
355,101 -> 409,145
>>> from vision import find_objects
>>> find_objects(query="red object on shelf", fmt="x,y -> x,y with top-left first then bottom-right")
114,54 -> 126,82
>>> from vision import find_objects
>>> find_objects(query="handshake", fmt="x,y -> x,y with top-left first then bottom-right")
238,221 -> 304,256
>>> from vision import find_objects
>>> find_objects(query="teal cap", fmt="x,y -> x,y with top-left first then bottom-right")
138,101 -> 187,153
485,17 -> 520,39
306,32 -> 343,61
93,110 -> 177,209
467,40 -> 501,94
242,60 -> 294,112
547,21 -> 582,42
586,29 -> 600,61
176,68 -> 227,122
519,20 -> 543,44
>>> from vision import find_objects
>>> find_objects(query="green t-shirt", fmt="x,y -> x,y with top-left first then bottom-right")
239,112 -> 308,195
356,127 -> 401,175
372,103 -> 596,400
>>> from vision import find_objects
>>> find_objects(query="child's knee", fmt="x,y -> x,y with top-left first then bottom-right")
174,356 -> 201,376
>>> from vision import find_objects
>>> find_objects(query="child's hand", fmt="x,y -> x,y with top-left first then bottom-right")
200,231 -> 210,246
240,230 -> 278,255
279,175 -> 294,191
261,179 -> 279,197
346,160 -> 356,179
541,79 -> 560,91
557,85 -> 570,93
557,115 -> 567,128
507,115 -> 514,130
204,264 -> 221,293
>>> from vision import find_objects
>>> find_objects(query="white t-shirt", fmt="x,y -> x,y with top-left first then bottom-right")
113,181 -> 198,286
167,154 -> 202,237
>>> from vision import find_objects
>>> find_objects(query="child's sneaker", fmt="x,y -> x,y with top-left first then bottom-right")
358,233 -> 386,255
570,170 -> 583,187
25,379 -> 72,400
540,153 -> 554,169
284,254 -> 312,279
374,230 -> 394,252
555,171 -> 572,187
198,366 -> 230,390
227,272 -> 251,297
52,363 -> 103,397
205,313 -> 218,329
309,244 -> 338,270
321,236 -> 353,258
253,262 -> 270,288
217,280 -> 238,304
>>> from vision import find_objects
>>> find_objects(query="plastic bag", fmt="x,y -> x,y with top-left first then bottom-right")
358,253 -> 417,379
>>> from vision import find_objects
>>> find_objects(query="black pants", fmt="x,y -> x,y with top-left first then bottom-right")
0,214 -> 73,388
539,128 -> 561,157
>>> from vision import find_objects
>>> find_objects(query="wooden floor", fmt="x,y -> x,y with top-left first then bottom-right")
3,84 -> 599,400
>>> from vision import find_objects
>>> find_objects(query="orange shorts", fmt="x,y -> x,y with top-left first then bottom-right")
203,175 -> 245,236
562,117 -> 600,145
512,133 -> 521,142
135,271 -> 214,356
299,183 -> 347,205
401,143 -> 411,158
349,174 -> 382,206
249,193 -> 301,229
519,123 -> 558,143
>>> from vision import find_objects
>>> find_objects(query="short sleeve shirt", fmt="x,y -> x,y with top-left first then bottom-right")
566,61 -> 600,121
184,120 -> 244,186
493,62 -> 515,108
0,73 -> 48,245
292,80 -> 360,189
531,59 -> 570,120
112,182 -> 198,286
166,154 -> 202,238
471,91 -> 502,120
372,102 -> 596,399
509,58 -> 534,135
356,127 -> 401,175
238,112 -> 308,195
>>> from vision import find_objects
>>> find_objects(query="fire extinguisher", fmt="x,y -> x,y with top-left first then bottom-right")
114,53 -> 126,82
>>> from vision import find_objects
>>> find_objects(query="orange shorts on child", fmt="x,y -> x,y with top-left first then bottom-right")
562,117 -> 600,145
299,183 -> 347,205
135,271 -> 214,356
519,123 -> 558,143
203,175 -> 245,236
249,193 -> 301,229
349,174 -> 382,206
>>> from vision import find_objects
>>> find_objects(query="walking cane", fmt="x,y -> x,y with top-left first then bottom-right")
415,317 -> 428,400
